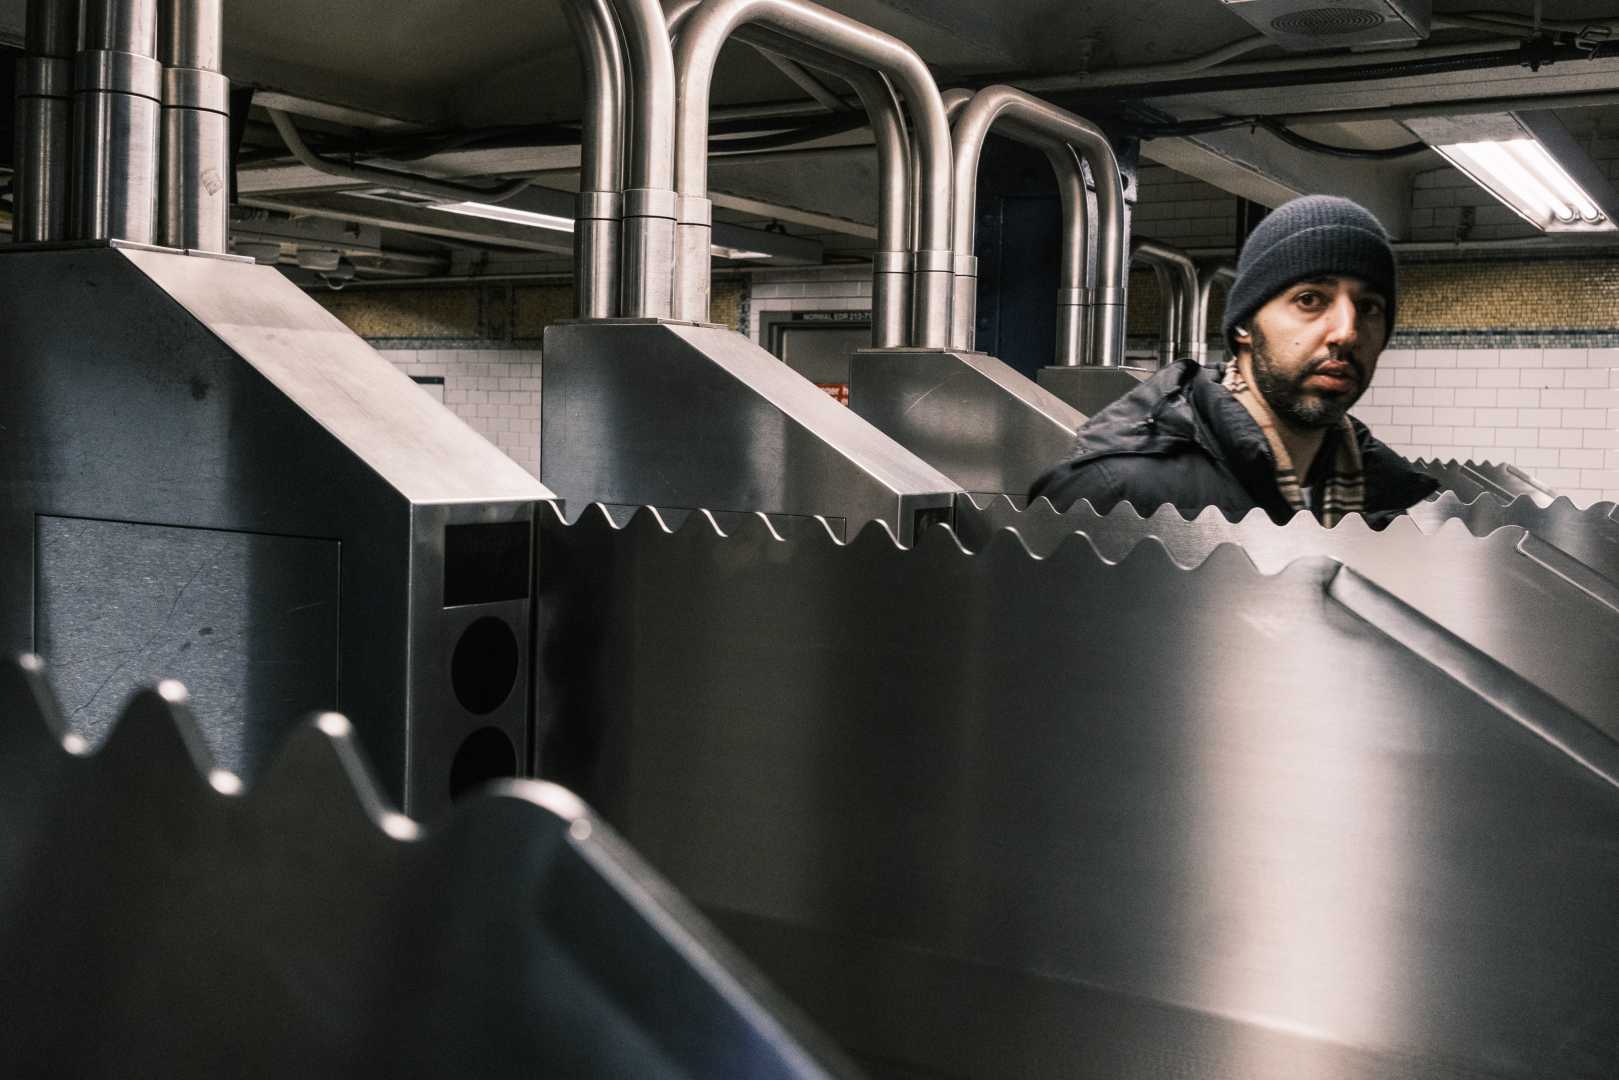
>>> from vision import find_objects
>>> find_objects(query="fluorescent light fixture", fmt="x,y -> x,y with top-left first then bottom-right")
433,200 -> 576,232
709,244 -> 773,260
1434,140 -> 1612,232
1406,112 -> 1617,234
434,201 -> 793,260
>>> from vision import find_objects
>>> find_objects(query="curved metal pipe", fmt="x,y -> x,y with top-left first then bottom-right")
1132,238 -> 1199,366
949,86 -> 1126,368
743,30 -> 912,347
75,0 -> 162,242
609,0 -> 679,317
1194,262 -> 1236,364
267,108 -> 535,206
562,0 -> 626,318
673,0 -> 954,345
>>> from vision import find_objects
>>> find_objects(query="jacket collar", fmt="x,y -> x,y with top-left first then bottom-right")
1070,359 -> 1440,515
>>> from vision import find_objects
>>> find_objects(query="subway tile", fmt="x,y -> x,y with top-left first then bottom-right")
1583,429 -> 1619,449
1537,468 -> 1584,487
1518,408 -> 1562,427
1543,348 -> 1588,368
1565,368 -> 1609,387
1454,350 -> 1499,368
1561,448 -> 1606,469
1563,408 -> 1608,428
1517,447 -> 1560,468
1579,469 -> 1619,489
1496,388 -> 1541,408
1400,444 -> 1432,459
1379,424 -> 1413,444
1415,349 -> 1458,369
1433,407 -> 1474,426
1477,370 -> 1519,388
1539,428 -> 1582,448
1500,349 -> 1544,368
1391,368 -> 1436,387
1412,387 -> 1454,406
1393,406 -> 1434,425
1366,386 -> 1414,406
1589,349 -> 1619,368
1378,349 -> 1414,368
1412,426 -> 1456,444
1454,388 -> 1498,407
1518,370 -> 1566,388
1584,389 -> 1619,408
1475,408 -> 1517,428
1434,369 -> 1477,387
1353,405 -> 1393,426
1474,445 -> 1508,461
1540,388 -> 1585,408
1496,428 -> 1538,447
1453,427 -> 1496,445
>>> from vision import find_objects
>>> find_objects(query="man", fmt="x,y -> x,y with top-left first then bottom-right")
1031,195 -> 1438,525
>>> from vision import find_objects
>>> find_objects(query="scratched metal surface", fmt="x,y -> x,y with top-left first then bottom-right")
537,504 -> 1619,1079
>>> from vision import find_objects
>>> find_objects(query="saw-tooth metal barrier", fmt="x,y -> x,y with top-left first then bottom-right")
0,654 -> 858,1080
1415,457 -> 1560,504
536,502 -> 1619,1080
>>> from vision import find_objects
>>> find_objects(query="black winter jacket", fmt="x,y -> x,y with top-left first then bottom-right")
1029,359 -> 1440,525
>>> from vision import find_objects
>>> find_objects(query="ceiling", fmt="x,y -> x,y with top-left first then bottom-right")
6,0 -> 1618,281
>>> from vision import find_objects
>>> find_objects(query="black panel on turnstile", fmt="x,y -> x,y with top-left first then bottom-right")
972,134 -> 1062,381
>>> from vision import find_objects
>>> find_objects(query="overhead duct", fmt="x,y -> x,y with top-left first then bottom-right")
73,0 -> 162,242
157,0 -> 231,252
13,0 -> 79,242
1217,0 -> 1432,51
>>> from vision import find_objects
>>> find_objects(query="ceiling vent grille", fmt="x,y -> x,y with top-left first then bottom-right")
1219,0 -> 1430,51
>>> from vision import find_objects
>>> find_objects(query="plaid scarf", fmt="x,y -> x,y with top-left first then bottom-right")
1221,362 -> 1365,525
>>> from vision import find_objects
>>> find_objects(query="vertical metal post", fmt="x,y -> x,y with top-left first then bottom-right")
563,0 -> 625,318
609,0 -> 677,318
158,0 -> 230,252
13,0 -> 79,242
73,0 -> 162,243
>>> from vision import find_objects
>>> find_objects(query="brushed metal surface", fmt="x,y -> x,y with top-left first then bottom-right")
1415,458 -> 1559,504
1034,363 -> 1153,413
536,505 -> 1619,1079
0,657 -> 858,1079
34,515 -> 340,772
0,244 -> 552,817
539,321 -> 958,543
848,347 -> 1083,497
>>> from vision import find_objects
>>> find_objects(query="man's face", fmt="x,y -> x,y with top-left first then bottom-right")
1234,275 -> 1389,430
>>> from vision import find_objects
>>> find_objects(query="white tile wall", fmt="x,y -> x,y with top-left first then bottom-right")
374,347 -> 542,476
746,267 -> 872,346
1360,347 -> 1619,506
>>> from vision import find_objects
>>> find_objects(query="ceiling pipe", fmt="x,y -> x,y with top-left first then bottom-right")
951,86 -> 1128,369
1131,238 -> 1199,367
1193,261 -> 1236,364
158,0 -> 229,252
672,0 -> 954,346
561,0 -> 625,318
74,0 -> 162,242
13,0 -> 78,241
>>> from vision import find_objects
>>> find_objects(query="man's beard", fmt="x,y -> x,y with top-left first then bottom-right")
1247,324 -> 1366,431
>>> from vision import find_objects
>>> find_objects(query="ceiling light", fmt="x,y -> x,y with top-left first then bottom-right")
1406,112 -> 1618,234
433,201 -> 576,232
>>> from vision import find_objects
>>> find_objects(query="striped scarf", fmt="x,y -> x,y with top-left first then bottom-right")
1221,362 -> 1365,525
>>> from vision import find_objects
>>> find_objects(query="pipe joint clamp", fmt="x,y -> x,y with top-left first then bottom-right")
162,67 -> 229,113
872,250 -> 910,275
623,187 -> 677,221
1091,286 -> 1127,306
913,249 -> 954,275
676,193 -> 712,228
575,189 -> 622,221
1057,287 -> 1093,308
75,50 -> 162,101
952,253 -> 978,278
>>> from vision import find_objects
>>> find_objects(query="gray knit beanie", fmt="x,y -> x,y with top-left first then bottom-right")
1222,195 -> 1397,353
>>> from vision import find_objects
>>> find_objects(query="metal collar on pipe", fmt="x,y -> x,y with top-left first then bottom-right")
948,86 -> 1126,367
1132,238 -> 1200,364
672,0 -> 953,343
611,0 -> 677,192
